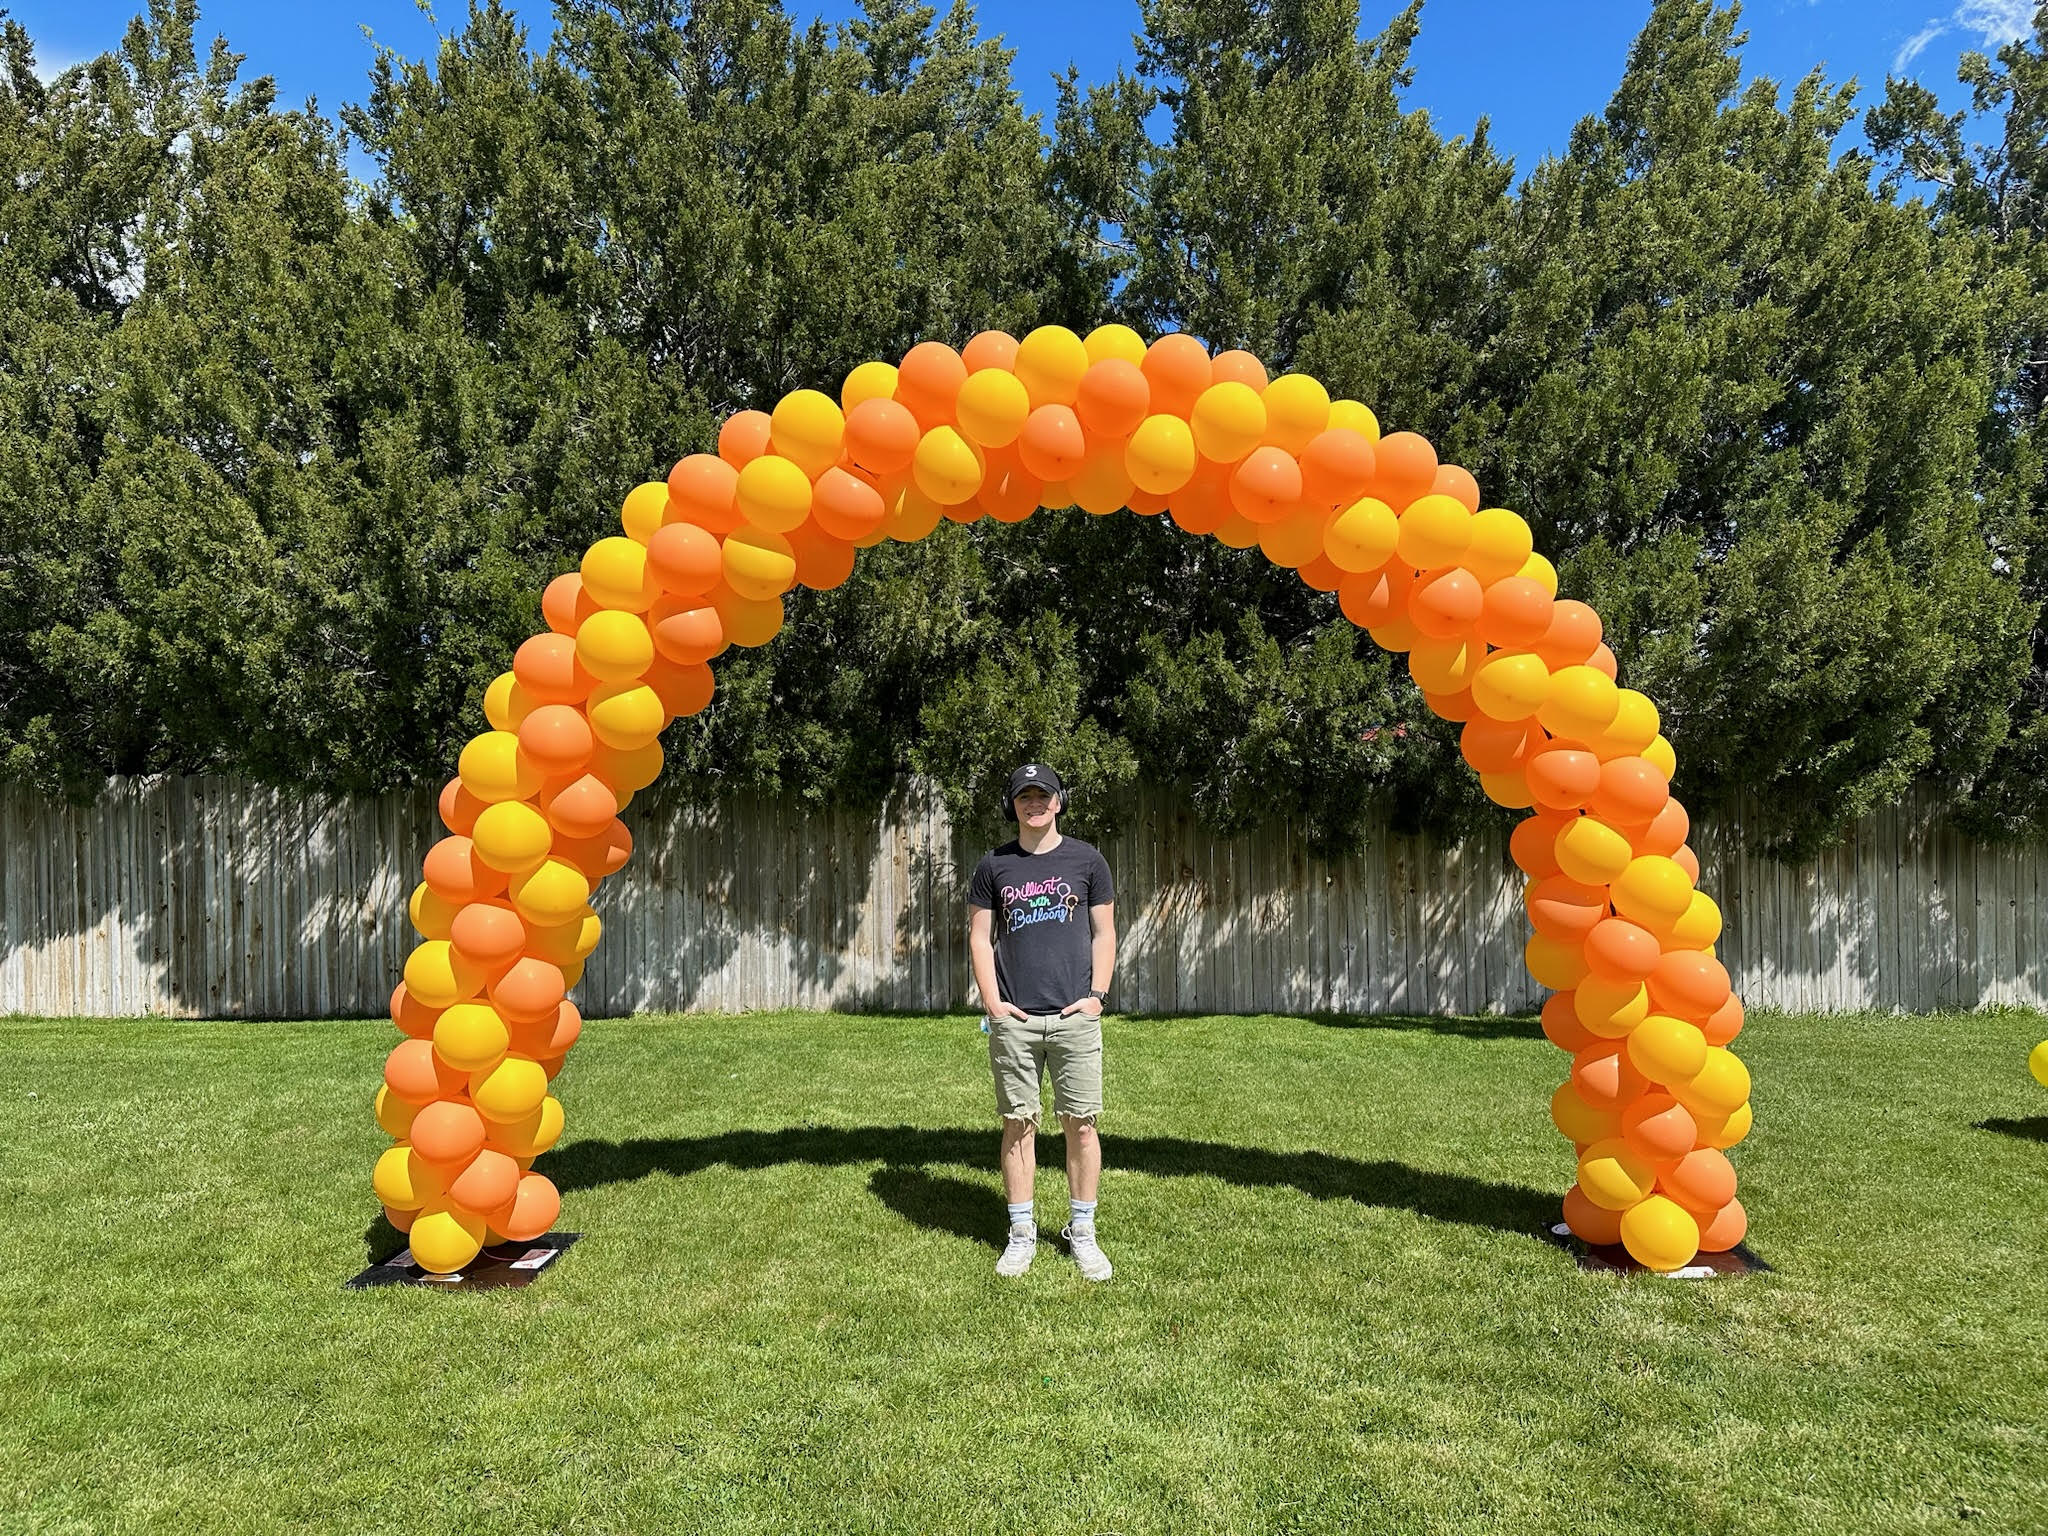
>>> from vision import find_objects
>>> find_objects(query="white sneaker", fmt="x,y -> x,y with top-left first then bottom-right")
1062,1222 -> 1113,1282
996,1222 -> 1037,1277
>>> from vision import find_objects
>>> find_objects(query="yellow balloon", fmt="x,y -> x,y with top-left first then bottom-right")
1470,652 -> 1550,722
1408,636 -> 1479,696
593,736 -> 664,794
1644,734 -> 1677,779
957,368 -> 1031,448
1537,665 -> 1621,743
1577,1137 -> 1656,1211
1083,323 -> 1148,366
471,799 -> 554,875
1574,978 -> 1649,1039
1213,512 -> 1261,549
1015,325 -> 1090,406
1327,399 -> 1380,443
736,454 -> 813,533
1668,890 -> 1722,950
373,1144 -> 444,1210
486,1094 -> 566,1158
375,1084 -> 419,1139
1551,1081 -> 1618,1145
1324,497 -> 1399,573
620,481 -> 671,543
1479,770 -> 1534,809
587,681 -> 665,750
434,1001 -> 511,1075
1620,1194 -> 1700,1271
1555,816 -> 1634,887
1613,855 -> 1695,928
883,483 -> 945,541
1627,1013 -> 1708,1085
1190,382 -> 1266,462
1702,1100 -> 1752,1149
722,526 -> 798,601
1680,1046 -> 1751,1115
409,881 -> 457,940
1517,551 -> 1559,596
409,1205 -> 486,1274
582,535 -> 661,611
482,671 -> 531,733
912,426 -> 986,505
1395,494 -> 1472,570
769,388 -> 846,477
712,587 -> 785,647
841,359 -> 899,411
1525,933 -> 1591,991
510,857 -> 592,927
572,911 -> 603,957
459,731 -> 542,804
471,1055 -> 549,1122
1465,508 -> 1534,584
1125,414 -> 1197,494
404,939 -> 478,1010
575,608 -> 654,684
1259,374 -> 1330,454
1256,510 -> 1328,568
1589,690 -> 1661,761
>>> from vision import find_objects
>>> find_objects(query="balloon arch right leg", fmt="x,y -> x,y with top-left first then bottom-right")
371,325 -> 1754,1275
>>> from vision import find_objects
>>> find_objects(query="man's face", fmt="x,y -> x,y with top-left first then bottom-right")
1013,785 -> 1057,827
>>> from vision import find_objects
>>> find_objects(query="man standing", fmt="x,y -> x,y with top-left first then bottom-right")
967,763 -> 1117,1281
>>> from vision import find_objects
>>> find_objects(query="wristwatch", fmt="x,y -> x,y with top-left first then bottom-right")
1088,989 -> 1108,1003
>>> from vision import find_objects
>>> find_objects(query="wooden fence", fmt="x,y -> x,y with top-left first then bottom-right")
1,777 -> 2042,1018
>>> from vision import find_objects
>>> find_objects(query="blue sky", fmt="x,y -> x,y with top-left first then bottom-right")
14,0 -> 2041,181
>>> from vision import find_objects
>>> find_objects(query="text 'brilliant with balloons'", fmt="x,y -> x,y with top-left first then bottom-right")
373,324 -> 1752,1275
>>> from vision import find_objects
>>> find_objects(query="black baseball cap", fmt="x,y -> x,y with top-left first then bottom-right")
1005,763 -> 1064,816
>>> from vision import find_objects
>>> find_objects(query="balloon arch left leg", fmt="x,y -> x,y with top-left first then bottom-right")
372,325 -> 1754,1275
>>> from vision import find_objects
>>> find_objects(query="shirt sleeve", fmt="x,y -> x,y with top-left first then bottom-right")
1088,847 -> 1115,906
967,854 -> 997,910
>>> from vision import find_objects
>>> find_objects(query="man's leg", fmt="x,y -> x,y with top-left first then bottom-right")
1059,1114 -> 1100,1204
989,1013 -> 1047,1277
1000,1116 -> 1038,1206
1048,1009 -> 1111,1280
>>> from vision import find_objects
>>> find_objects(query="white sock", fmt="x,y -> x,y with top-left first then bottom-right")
1007,1201 -> 1035,1230
1070,1198 -> 1097,1229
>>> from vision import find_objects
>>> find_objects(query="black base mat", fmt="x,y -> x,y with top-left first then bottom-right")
346,1232 -> 581,1291
1543,1221 -> 1770,1277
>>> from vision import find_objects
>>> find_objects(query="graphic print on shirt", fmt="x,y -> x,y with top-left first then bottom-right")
1003,876 -> 1083,932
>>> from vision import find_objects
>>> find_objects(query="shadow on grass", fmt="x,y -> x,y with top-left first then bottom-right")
1292,1010 -> 1543,1042
538,1125 -> 1557,1246
1976,1116 -> 2048,1143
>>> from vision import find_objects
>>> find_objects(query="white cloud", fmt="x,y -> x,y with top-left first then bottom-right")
1955,0 -> 2038,46
1895,20 -> 1948,71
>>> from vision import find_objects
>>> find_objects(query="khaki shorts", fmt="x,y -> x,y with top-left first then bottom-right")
987,1009 -> 1104,1125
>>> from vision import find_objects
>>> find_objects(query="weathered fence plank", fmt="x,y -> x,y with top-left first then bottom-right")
1,777 -> 2042,1018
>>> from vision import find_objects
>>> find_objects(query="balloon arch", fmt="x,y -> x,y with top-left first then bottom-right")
372,325 -> 1754,1276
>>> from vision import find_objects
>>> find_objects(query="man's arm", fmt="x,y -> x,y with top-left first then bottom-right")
970,906 -> 1025,1020
1071,901 -> 1115,1015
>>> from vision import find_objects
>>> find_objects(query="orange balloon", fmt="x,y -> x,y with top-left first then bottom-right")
1296,553 -> 1344,592
539,773 -> 618,839
508,999 -> 582,1058
977,445 -> 1044,522
667,454 -> 743,535
1210,349 -> 1268,390
646,522 -> 723,597
1672,845 -> 1700,884
1018,404 -> 1088,482
1701,993 -> 1744,1046
1166,459 -> 1233,535
787,520 -> 857,590
1563,1184 -> 1624,1246
1695,1197 -> 1747,1252
556,818 -> 633,882
1535,600 -> 1603,670
1588,642 -> 1619,681
1422,686 -> 1479,723
895,341 -> 968,427
1372,431 -> 1437,506
961,329 -> 1019,372
1141,333 -> 1213,418
1229,447 -> 1303,524
843,397 -> 921,475
1647,950 -> 1731,1020
1590,757 -> 1669,828
1526,875 -> 1609,944
811,466 -> 887,541
1459,715 -> 1539,775
1336,564 -> 1414,632
1075,358 -> 1150,440
1509,809 -> 1575,878
649,597 -> 724,667
437,777 -> 485,837
1298,428 -> 1376,510
517,704 -> 594,778
1541,992 -> 1596,1053
450,902 -> 528,970
1622,1092 -> 1698,1162
717,409 -> 773,469
422,837 -> 509,903
1526,747 -> 1601,811
384,1038 -> 467,1104
1478,576 -> 1554,648
1636,797 -> 1690,856
542,573 -> 595,636
1662,1147 -> 1737,1212
449,1147 -> 522,1215
645,655 -> 715,719
513,634 -> 594,706
410,1099 -> 487,1166
489,957 -> 568,1025
1583,917 -> 1662,984
1430,464 -> 1481,512
1410,567 -> 1483,639
1128,487 -> 1170,517
389,981 -> 439,1040
1571,1038 -> 1648,1112
496,1172 -> 562,1242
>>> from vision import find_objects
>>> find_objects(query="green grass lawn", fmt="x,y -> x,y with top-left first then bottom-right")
4,1006 -> 2047,1535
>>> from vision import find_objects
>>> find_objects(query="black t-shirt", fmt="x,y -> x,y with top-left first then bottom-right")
967,836 -> 1115,1014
